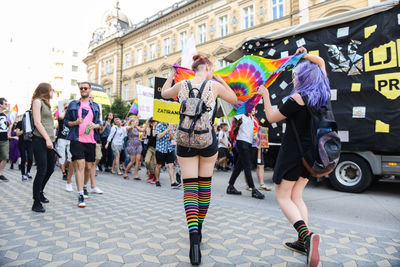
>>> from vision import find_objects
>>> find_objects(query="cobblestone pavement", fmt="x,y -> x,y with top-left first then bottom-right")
0,165 -> 399,267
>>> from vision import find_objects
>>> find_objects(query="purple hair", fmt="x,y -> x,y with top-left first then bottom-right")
292,61 -> 330,109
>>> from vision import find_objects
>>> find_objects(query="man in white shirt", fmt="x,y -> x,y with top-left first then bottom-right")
217,123 -> 230,171
105,118 -> 126,175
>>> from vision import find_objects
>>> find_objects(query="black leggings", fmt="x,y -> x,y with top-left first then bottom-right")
18,140 -> 33,175
229,140 -> 255,189
100,137 -> 113,168
32,136 -> 55,201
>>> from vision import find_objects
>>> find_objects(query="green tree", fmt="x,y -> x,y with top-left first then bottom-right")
102,97 -> 130,120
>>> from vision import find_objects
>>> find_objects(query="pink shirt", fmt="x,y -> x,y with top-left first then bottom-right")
78,101 -> 96,144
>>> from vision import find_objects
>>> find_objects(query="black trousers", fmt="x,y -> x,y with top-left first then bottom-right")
18,140 -> 33,175
100,137 -> 113,168
32,136 -> 55,201
229,140 -> 255,189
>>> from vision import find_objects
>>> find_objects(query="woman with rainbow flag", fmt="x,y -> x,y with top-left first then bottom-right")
161,54 -> 237,265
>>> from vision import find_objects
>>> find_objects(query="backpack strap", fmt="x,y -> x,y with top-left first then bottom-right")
290,119 -> 305,156
186,80 -> 209,99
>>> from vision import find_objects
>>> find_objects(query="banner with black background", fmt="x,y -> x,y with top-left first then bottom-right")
246,4 -> 400,154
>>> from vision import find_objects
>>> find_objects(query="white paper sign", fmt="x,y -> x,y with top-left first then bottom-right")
331,89 -> 337,101
136,85 -> 154,120
337,27 -> 349,38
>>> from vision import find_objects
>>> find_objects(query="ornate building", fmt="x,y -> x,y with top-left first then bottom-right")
83,0 -> 380,102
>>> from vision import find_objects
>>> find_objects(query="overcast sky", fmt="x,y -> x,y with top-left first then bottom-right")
0,0 -> 178,110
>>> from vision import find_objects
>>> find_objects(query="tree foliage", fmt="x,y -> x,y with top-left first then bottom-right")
101,97 -> 130,120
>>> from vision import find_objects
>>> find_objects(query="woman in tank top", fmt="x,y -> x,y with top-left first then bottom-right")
31,83 -> 56,213
161,55 -> 237,265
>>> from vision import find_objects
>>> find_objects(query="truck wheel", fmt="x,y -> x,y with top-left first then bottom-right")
329,154 -> 373,193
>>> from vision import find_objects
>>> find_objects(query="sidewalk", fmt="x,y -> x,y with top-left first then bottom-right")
0,166 -> 399,266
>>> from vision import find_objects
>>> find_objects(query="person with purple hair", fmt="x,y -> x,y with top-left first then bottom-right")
258,46 -> 329,267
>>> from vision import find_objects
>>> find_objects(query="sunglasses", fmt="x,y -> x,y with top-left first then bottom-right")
79,87 -> 90,91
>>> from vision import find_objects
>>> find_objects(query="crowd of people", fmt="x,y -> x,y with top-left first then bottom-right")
0,46 -> 330,267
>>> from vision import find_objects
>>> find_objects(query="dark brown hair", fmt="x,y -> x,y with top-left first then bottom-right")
31,83 -> 52,108
191,54 -> 212,72
79,82 -> 91,88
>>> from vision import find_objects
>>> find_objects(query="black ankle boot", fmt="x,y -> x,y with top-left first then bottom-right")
40,192 -> 49,203
32,201 -> 45,213
226,185 -> 242,195
198,223 -> 203,243
189,233 -> 201,265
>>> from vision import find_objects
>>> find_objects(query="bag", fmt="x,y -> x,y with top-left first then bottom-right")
175,80 -> 214,149
229,117 -> 242,142
22,110 -> 34,141
291,101 -> 341,178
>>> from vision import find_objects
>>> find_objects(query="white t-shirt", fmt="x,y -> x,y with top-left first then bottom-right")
235,114 -> 255,144
107,126 -> 127,146
218,130 -> 229,148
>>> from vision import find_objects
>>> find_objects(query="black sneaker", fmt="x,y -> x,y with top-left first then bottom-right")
155,181 -> 161,187
32,201 -> 45,212
40,192 -> 49,203
62,173 -> 68,181
305,233 -> 320,267
105,168 -> 111,173
77,195 -> 86,208
98,165 -> 103,172
0,175 -> 9,182
284,240 -> 306,255
176,172 -> 181,184
226,185 -> 241,195
27,173 -> 32,179
251,188 -> 265,199
171,182 -> 181,189
83,187 -> 89,199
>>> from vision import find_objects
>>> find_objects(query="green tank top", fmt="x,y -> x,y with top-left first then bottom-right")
33,99 -> 55,142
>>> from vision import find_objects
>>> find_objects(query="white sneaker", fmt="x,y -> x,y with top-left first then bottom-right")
89,187 -> 103,194
65,183 -> 73,192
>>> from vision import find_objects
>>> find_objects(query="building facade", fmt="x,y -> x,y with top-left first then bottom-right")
83,0 -> 381,102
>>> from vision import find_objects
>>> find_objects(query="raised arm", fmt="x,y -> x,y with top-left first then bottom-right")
212,75 -> 237,105
258,85 -> 286,124
296,46 -> 326,75
161,69 -> 181,99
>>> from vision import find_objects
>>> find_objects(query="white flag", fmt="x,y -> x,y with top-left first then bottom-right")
181,34 -> 197,69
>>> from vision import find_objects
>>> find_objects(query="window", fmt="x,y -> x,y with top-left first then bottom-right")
242,5 -> 255,29
162,72 -> 170,78
135,79 -> 142,90
197,24 -> 206,44
122,83 -> 130,101
179,31 -> 187,50
219,15 -> 229,37
272,0 -> 284,20
149,44 -> 156,60
72,51 -> 78,57
147,77 -> 155,88
218,60 -> 228,69
136,48 -> 143,65
163,38 -> 170,56
71,79 -> 78,86
72,65 -> 78,72
105,59 -> 112,74
124,53 -> 131,69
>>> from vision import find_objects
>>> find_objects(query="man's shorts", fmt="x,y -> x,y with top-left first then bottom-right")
57,138 -> 72,165
251,147 -> 264,166
156,151 -> 175,166
0,141 -> 9,161
70,140 -> 96,162
111,143 -> 123,156
95,143 -> 102,161
218,147 -> 229,159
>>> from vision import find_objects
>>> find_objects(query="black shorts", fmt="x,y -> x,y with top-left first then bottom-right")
283,164 -> 310,182
177,131 -> 218,158
218,147 -> 229,159
251,147 -> 264,165
70,141 -> 96,162
156,151 -> 175,166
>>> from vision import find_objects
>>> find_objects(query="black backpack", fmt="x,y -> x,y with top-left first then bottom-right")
292,101 -> 341,178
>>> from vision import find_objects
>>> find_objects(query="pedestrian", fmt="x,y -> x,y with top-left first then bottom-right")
15,119 -> 33,180
99,112 -> 114,172
56,105 -> 72,183
161,54 -> 237,265
258,47 -> 326,267
123,117 -> 145,180
0,98 -> 10,182
64,82 -> 101,208
105,118 -> 126,175
31,83 -> 56,212
217,123 -> 231,171
154,122 -> 179,188
144,118 -> 157,183
226,107 -> 265,199
8,122 -> 20,170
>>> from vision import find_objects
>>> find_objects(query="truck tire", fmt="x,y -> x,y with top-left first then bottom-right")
328,154 -> 373,193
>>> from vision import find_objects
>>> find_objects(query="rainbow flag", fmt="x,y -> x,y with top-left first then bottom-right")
129,98 -> 139,115
174,53 -> 304,116
7,104 -> 18,124
128,114 -> 137,121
